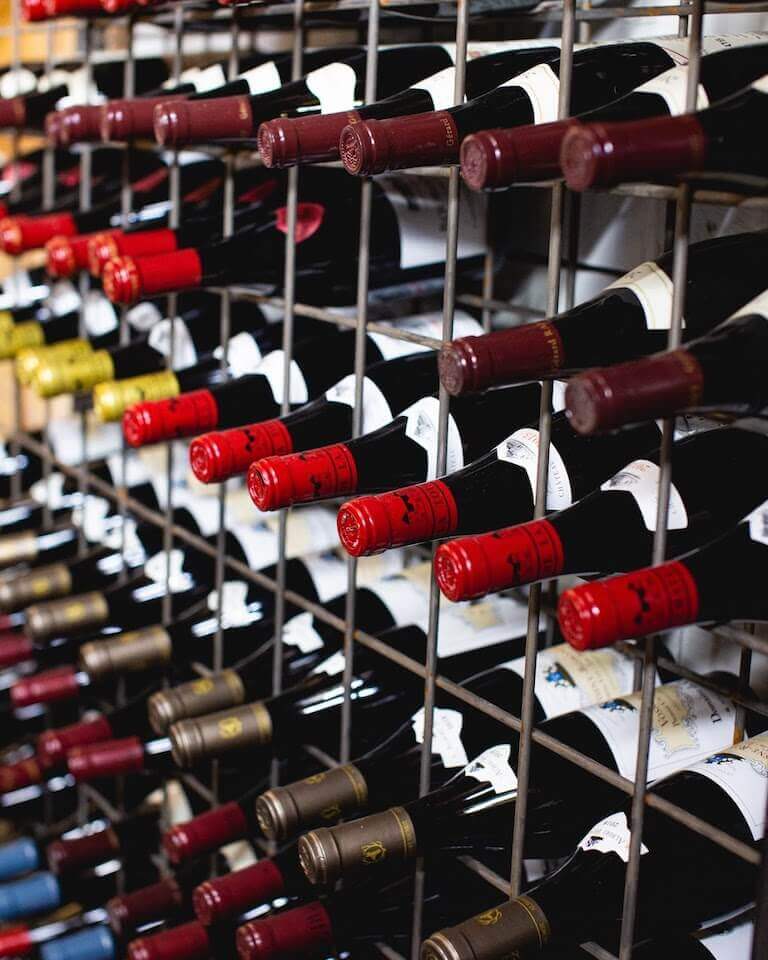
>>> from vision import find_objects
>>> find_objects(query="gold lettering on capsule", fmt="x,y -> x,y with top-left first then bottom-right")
218,716 -> 244,739
475,909 -> 503,927
360,840 -> 387,865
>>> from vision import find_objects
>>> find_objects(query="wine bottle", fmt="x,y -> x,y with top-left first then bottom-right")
438,229 -> 768,395
458,35 -> 768,189
434,421 -> 768,602
257,42 -> 564,169
106,865 -> 210,940
561,73 -> 768,191
247,381 -> 546,512
188,314 -> 483,484
102,172 -> 487,308
337,411 -> 662,556
422,732 -> 768,958
45,228 -> 121,279
153,46 -> 469,147
126,917 -> 243,960
338,38 -> 703,175
557,499 -> 768,651
564,289 -> 768,434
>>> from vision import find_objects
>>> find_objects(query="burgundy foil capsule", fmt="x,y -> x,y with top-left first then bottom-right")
337,480 -> 459,557
162,801 -> 249,865
247,445 -> 358,512
57,105 -> 104,145
101,97 -> 187,142
46,827 -> 119,874
236,901 -> 334,960
189,420 -> 293,484
0,213 -> 77,255
67,736 -> 145,781
0,927 -> 34,956
36,714 -> 113,770
460,121 -> 581,191
11,666 -> 79,708
128,920 -> 211,960
102,250 -> 203,305
0,757 -> 42,793
0,633 -> 34,669
0,99 -> 26,129
123,390 -> 219,448
153,97 -> 255,148
45,111 -> 64,144
193,859 -> 285,925
339,112 -> 461,176
107,876 -> 183,939
257,111 -> 362,169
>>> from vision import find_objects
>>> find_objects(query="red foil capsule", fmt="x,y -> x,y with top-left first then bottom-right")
163,801 -> 249,865
0,633 -> 34,669
46,827 -> 119,874
153,97 -> 255,148
67,736 -> 145,781
236,901 -> 334,960
102,250 -> 203,305
20,0 -> 47,19
189,420 -> 293,484
558,562 -> 700,652
0,213 -> 77,255
0,926 -> 33,957
107,876 -> 183,939
44,0 -> 103,15
0,758 -> 42,793
92,229 -> 179,278
337,480 -> 459,557
193,859 -> 285,925
434,519 -> 565,602
460,121 -> 581,191
123,390 -> 219,448
46,231 -> 112,278
248,445 -> 358,512
339,113 -> 461,176
11,666 -> 79,708
36,714 -> 113,770
257,111 -> 362,169
128,920 -> 211,960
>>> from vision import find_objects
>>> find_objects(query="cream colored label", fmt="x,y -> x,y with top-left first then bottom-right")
464,744 -> 517,794
369,311 -> 481,361
601,459 -> 688,532
690,734 -> 768,840
748,498 -> 768,545
411,706 -> 468,767
305,62 -> 358,114
83,291 -> 119,338
699,921 -> 756,959
206,581 -> 257,628
752,75 -> 768,94
579,812 -> 648,862
302,553 -> 349,604
607,261 -> 676,331
497,428 -> 573,510
148,318 -> 198,368
403,397 -> 463,481
222,332 -> 263,378
633,67 -> 709,116
503,62 -> 560,124
257,350 -> 309,406
325,375 -> 393,434
428,594 -> 529,658
283,611 -> 325,653
727,288 -> 768,322
241,61 -> 282,95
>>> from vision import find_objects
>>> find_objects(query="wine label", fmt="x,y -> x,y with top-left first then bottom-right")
257,350 -> 310,406
82,291 -> 119,338
728,289 -> 768,323
105,452 -> 151,490
46,281 -> 81,318
233,508 -> 339,568
582,678 -> 738,781
464,744 -> 517,794
44,66 -> 104,107
365,562 -> 433,627
496,428 -> 573,510
283,611 -> 325,653
551,380 -> 568,413
632,67 -> 709,116
600,459 -> 688,532
144,548 -> 193,593
148,318 -> 198,369
699,920 -> 755,959
103,516 -> 146,559
689,734 -> 768,840
239,61 -> 283,95
578,812 -> 648,862
748,499 -> 768,545
503,643 -> 638,720
413,67 -> 461,112
369,310 -> 481,361
206,581 -> 256,628
325,375 -> 393,434
73,494 -> 112,542
503,62 -> 560,124
48,417 -> 122,466
221,840 -> 258,872
302,553 -> 349,604
305,62 -> 358,114
753,75 -> 768,94
378,176 -> 486,270
313,650 -> 345,676
220,332 -> 263,378
411,706 -> 468,767
126,301 -> 164,332
29,473 -> 66,509
657,32 -> 768,65
402,396 -> 464,481
191,64 -> 227,93
171,489 -> 222,537
429,594 -> 530,658
606,261 -> 676,331
0,67 -> 36,98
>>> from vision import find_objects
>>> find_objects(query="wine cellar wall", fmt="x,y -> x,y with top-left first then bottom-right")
0,0 -> 767,958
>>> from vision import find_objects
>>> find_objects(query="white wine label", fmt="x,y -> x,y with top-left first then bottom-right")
257,350 -> 310,405
402,396 -> 464,481
464,744 -> 518,794
221,840 -> 258,872
144,549 -> 193,592
607,261 -> 676,331
632,67 -> 709,116
102,516 -> 146,561
578,812 -> 648,862
74,495 -> 111,542
206,580 -> 256,629
240,61 -> 283,95
126,301 -> 164,332
728,288 -> 768,322
190,64 -> 227,93
222,487 -> 264,527
0,67 -> 37,99
222,332 -> 263,378
699,921 -> 755,959
271,507 -> 341,557
105,452 -> 150,489
503,62 -> 560,124
503,643 -> 638,720
82,291 -> 119,338
496,428 -> 573,510
356,549 -> 407,583
148,317 -> 198,369
29,473 -> 66,510
582,679 -> 737,781
748,499 -> 768,545
659,32 -> 768,65
690,734 -> 768,840
412,706 -> 468,767
325,375 -> 393,434
369,310 -> 481,361
305,62 -> 358,114
169,67 -> 201,89
163,779 -> 194,825
378,176 -> 486,270
551,380 -> 568,413
171,489 -> 222,537
283,611 -> 325,653
368,564 -> 433,627
431,594 -> 529,658
313,650 -> 345,676
752,75 -> 768,95
48,418 -> 122,466
413,66 -> 460,112
46,281 -> 82,318
302,553 -> 349,603
600,459 -> 688,533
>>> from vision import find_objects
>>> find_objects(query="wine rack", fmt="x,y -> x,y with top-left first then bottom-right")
3,0 -> 768,956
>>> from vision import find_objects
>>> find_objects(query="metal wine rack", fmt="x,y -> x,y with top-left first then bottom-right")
4,0 -> 768,956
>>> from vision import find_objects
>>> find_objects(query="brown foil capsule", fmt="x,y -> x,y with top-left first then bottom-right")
169,701 -> 272,767
148,671 -> 246,734
0,531 -> 38,569
25,591 -> 110,641
298,806 -> 417,887
256,764 -> 369,841
0,563 -> 72,612
421,898 -> 550,960
79,625 -> 172,681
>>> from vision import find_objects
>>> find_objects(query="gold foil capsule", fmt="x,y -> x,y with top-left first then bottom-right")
0,321 -> 43,361
33,349 -> 115,398
93,369 -> 180,422
15,339 -> 93,385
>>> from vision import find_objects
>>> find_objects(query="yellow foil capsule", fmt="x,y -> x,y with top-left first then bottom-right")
0,321 -> 44,361
15,338 -> 93,385
32,349 -> 115,398
93,369 -> 180,422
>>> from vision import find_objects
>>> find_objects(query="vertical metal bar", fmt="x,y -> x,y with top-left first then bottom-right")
339,0 -> 381,767
617,5 -> 702,957
755,809 -> 768,960
508,0 -> 576,898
